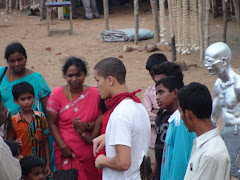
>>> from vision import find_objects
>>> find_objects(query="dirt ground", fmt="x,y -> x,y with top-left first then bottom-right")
0,2 -> 240,179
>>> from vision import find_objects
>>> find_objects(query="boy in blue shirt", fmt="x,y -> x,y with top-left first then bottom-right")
156,77 -> 196,180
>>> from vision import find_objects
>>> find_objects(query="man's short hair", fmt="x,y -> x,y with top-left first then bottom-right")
20,156 -> 44,177
94,57 -> 126,84
152,62 -> 184,80
156,76 -> 184,92
178,82 -> 212,119
12,82 -> 34,100
146,53 -> 168,71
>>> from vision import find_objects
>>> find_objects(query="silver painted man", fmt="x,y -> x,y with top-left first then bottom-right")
204,42 -> 240,179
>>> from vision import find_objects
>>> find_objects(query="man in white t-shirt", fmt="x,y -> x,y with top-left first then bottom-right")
93,57 -> 151,180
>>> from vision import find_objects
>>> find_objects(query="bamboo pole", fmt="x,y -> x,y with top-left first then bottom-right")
222,0 -> 228,43
104,0 -> 109,30
134,0 -> 139,45
150,0 -> 160,43
198,0 -> 204,61
233,0 -> 240,26
204,0 -> 210,52
168,0 -> 176,61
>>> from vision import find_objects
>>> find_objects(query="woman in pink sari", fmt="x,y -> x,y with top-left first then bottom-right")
47,57 -> 101,180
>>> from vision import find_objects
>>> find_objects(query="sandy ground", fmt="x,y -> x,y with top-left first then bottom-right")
0,2 -> 240,179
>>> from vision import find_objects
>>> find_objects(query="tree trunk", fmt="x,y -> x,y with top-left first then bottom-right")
150,0 -> 160,43
233,0 -> 240,26
134,0 -> 139,45
104,0 -> 109,30
222,0 -> 228,43
204,0 -> 210,52
198,0 -> 204,61
168,0 -> 176,61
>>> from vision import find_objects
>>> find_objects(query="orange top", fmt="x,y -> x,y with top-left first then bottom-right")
12,110 -> 49,158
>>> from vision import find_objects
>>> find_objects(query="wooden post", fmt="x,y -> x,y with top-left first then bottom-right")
198,0 -> 204,61
19,0 -> 23,11
40,0 -> 45,21
150,0 -> 160,43
6,0 -> 9,13
134,0 -> 139,45
222,0 -> 228,43
103,0 -> 109,30
211,0 -> 218,18
204,0 -> 210,51
233,0 -> 240,26
168,0 -> 176,61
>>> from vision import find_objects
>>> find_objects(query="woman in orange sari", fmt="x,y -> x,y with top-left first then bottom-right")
47,57 -> 101,180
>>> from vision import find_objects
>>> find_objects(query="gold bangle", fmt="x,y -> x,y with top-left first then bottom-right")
60,144 -> 66,149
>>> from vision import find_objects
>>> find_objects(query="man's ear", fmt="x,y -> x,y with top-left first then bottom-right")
107,76 -> 114,86
185,109 -> 194,121
173,88 -> 179,98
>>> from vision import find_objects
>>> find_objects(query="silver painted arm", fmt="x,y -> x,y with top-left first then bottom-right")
211,79 -> 221,125
234,75 -> 240,99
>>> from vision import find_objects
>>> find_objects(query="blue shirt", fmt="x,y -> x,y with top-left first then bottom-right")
160,110 -> 196,180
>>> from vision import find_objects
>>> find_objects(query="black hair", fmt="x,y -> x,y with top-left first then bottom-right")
5,42 -> 27,61
99,99 -> 107,114
152,62 -> 184,80
62,57 -> 88,75
12,82 -> 34,100
20,156 -> 44,177
94,57 -> 126,84
4,140 -> 21,158
146,53 -> 168,71
178,82 -> 212,119
156,76 -> 184,92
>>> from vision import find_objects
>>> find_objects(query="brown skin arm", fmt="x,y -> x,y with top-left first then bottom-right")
40,95 -> 49,114
43,136 -> 52,177
47,111 -> 72,157
95,145 -> 131,171
79,115 -> 103,144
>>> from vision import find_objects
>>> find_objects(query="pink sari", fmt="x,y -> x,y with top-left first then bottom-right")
47,86 -> 101,180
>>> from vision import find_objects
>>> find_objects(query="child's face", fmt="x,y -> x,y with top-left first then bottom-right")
25,167 -> 45,180
14,93 -> 34,111
156,83 -> 177,112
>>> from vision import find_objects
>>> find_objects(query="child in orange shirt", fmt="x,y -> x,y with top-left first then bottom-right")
11,82 -> 52,177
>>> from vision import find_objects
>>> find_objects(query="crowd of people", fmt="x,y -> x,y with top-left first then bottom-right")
0,41 -> 236,180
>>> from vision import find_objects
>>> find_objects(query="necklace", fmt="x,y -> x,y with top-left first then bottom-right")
68,85 -> 72,101
10,68 -> 27,82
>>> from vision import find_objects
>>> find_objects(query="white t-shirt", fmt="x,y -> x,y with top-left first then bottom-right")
103,99 -> 151,180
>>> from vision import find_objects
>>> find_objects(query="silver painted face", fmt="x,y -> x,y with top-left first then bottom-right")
204,56 -> 224,75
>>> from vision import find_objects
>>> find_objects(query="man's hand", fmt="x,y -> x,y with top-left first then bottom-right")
93,134 -> 105,157
95,154 -> 106,169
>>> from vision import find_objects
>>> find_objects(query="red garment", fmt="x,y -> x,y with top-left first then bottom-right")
47,86 -> 102,180
98,89 -> 142,155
